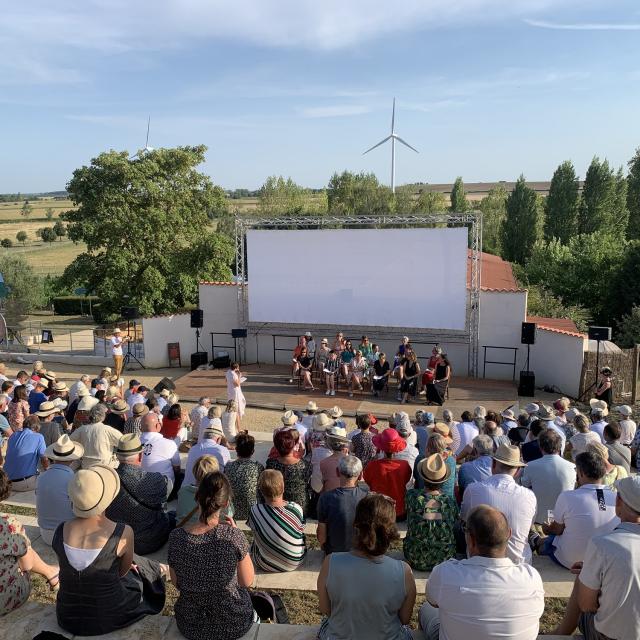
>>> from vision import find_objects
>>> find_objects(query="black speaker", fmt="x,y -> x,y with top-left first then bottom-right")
153,377 -> 176,394
121,306 -> 138,320
190,309 -> 204,328
231,328 -> 247,339
190,351 -> 208,371
518,371 -> 536,397
588,326 -> 612,341
521,322 -> 536,345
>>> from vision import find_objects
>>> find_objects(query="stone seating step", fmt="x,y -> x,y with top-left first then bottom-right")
0,602 -> 579,640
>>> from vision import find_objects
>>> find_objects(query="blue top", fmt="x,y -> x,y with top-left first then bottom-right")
458,455 -> 493,495
28,390 -> 48,415
36,464 -> 75,531
0,414 -> 10,434
317,486 -> 369,554
4,428 -> 46,480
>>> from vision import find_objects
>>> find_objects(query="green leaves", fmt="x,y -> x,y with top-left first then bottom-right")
544,160 -> 579,243
501,175 -> 541,264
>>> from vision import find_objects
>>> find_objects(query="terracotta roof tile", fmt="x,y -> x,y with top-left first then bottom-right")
537,325 -> 587,339
199,281 -> 240,286
527,316 -> 579,333
467,251 -> 519,292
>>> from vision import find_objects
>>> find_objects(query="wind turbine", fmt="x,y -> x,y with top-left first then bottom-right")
130,116 -> 154,159
363,98 -> 418,193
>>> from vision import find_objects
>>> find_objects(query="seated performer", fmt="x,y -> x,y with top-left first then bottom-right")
426,353 -> 451,406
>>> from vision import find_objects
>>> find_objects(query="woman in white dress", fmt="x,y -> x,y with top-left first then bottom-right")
225,362 -> 246,427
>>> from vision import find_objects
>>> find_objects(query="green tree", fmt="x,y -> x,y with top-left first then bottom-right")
524,284 -> 591,332
479,185 -> 507,254
40,227 -> 57,243
415,190 -> 447,213
544,160 -> 579,243
206,185 -> 228,220
616,305 -> 640,348
61,145 -> 234,316
627,147 -> 640,239
258,176 -> 309,216
612,166 -> 629,236
16,231 -> 27,246
20,201 -> 33,218
327,171 -> 393,215
45,207 -> 55,220
1,238 -> 12,248
578,157 -> 619,235
0,254 -> 45,323
500,175 -> 541,264
449,177 -> 469,212
608,240 -> 640,324
53,219 -> 66,241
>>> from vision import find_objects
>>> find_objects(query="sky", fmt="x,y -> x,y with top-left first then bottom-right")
1,0 -> 640,192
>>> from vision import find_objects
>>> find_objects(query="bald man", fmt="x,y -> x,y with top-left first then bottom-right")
139,411 -> 182,498
420,505 -> 544,640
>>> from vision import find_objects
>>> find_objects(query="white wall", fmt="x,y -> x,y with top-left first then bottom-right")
141,313 -> 194,368
530,328 -> 587,397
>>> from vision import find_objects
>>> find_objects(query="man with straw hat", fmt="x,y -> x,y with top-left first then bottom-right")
461,443 -> 536,564
104,398 -> 128,432
37,434 -> 84,544
70,403 -> 122,469
613,404 -> 636,446
589,399 -> 609,443
106,434 -> 175,555
36,400 -> 67,447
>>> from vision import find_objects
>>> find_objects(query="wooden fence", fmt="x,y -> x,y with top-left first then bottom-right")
579,345 -> 640,404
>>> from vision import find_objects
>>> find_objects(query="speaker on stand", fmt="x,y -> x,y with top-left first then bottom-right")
518,322 -> 536,396
190,309 -> 206,370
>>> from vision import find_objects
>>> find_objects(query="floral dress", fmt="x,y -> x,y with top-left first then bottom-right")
224,458 -> 265,521
402,490 -> 458,572
7,400 -> 29,431
0,513 -> 31,616
266,458 -> 312,517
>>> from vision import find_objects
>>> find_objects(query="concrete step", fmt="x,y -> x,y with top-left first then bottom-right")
0,602 -> 578,640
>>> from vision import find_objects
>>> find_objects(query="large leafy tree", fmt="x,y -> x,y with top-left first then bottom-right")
501,176 -> 541,264
0,255 -> 45,323
544,160 -> 579,243
327,171 -> 392,215
449,177 -> 469,212
479,185 -> 507,255
258,176 -> 308,216
627,147 -> 640,239
415,190 -> 447,213
61,145 -> 234,317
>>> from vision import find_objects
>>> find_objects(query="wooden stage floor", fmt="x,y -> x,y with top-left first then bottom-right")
173,364 -> 554,419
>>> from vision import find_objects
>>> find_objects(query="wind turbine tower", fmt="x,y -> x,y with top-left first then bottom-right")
363,98 -> 418,193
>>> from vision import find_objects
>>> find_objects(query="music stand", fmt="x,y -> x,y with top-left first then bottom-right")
123,319 -> 145,370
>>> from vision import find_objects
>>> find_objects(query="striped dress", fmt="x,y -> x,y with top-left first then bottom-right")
247,502 -> 307,572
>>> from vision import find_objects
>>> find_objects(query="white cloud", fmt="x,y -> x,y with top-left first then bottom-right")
299,105 -> 372,118
525,19 -> 640,30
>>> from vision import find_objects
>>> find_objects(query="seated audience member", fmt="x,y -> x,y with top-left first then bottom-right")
185,423 -> 230,484
224,432 -> 265,520
0,468 -> 60,616
317,493 -> 416,640
372,352 -> 391,397
3,415 -> 48,491
589,399 -> 608,442
348,350 -> 367,397
500,407 -> 518,433
248,469 -> 306,572
454,411 -> 479,458
68,375 -> 90,405
104,398 -> 128,432
53,465 -> 165,635
306,413 -> 333,496
419,505 -> 545,640
404,454 -> 457,572
168,472 -> 255,640
320,426 -> 350,493
36,435 -> 82,545
316,337 -> 330,371
552,475 -> 640,640
351,413 -> 377,469
8,385 -> 30,431
567,413 -> 600,460
1,380 -> 14,402
160,403 -> 188,444
613,403 -> 636,445
483,420 -> 510,451
508,411 -> 531,445
339,340 -> 356,383
267,428 -> 312,516
536,451 -> 619,569
221,398 -> 238,443
126,384 -> 149,417
177,455 -> 233,527
189,396 -> 210,436
297,345 -> 315,391
69,387 -> 94,427
587,441 -> 628,487
155,388 -> 170,413
36,400 -> 67,446
523,402 -> 540,425
70,403 -> 121,469
139,412 -> 182,496
106,434 -> 174,555
520,429 -> 576,527
603,420 -> 631,473
290,336 -> 306,382
323,350 -> 340,397
317,456 -> 368,555
197,404 -> 222,443
363,428 -> 412,520
358,335 -> 372,360
536,404 -> 567,455
400,351 -> 420,404
28,379 -> 48,415
521,419 -> 545,463
301,400 -> 318,430
457,434 -> 494,496
414,434 -> 456,501
162,392 -> 179,417
395,419 -> 419,482
461,443 -> 536,564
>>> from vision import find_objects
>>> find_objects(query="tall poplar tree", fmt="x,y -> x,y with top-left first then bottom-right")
501,175 -> 540,264
544,160 -> 579,243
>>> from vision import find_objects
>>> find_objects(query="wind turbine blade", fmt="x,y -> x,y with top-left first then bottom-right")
395,136 -> 419,153
391,98 -> 395,134
363,135 -> 392,155
145,116 -> 151,149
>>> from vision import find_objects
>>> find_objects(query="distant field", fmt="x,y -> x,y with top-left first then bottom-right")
4,239 -> 86,275
0,199 -> 74,221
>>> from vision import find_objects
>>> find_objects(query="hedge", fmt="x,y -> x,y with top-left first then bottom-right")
52,295 -> 100,315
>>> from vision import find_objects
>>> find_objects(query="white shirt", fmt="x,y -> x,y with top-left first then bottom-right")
552,483 -> 620,569
461,474 -> 537,564
156,396 -> 168,413
301,414 -> 316,430
569,431 -> 601,459
139,431 -> 180,482
427,555 -> 545,640
126,392 -> 146,418
111,335 -> 124,356
184,440 -> 231,486
189,405 -> 209,433
455,421 -> 479,455
394,442 -> 419,474
619,418 -> 637,445
590,420 -> 608,443
520,454 -> 576,523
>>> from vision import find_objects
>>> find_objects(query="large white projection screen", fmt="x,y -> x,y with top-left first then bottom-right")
246,228 -> 468,330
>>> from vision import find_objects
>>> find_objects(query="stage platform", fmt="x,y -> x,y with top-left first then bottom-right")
173,364 -> 559,419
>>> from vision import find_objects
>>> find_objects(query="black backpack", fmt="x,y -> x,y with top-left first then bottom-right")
249,590 -> 289,624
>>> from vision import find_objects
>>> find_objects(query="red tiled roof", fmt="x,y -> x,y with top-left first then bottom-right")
527,316 -> 586,339
142,311 -> 191,320
200,281 -> 240,286
467,251 -> 521,292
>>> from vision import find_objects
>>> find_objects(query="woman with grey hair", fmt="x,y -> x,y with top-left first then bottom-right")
567,414 -> 601,460
320,427 -> 350,493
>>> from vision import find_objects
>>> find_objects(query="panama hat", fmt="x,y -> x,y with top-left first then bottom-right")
77,382 -> 90,398
36,400 -> 60,417
614,404 -> 633,417
565,408 -> 581,422
45,434 -> 84,462
43,371 -> 57,382
53,397 -> 68,411
417,453 -> 451,484
132,403 -> 149,417
325,425 -> 349,444
109,399 -> 129,415
429,422 -> 454,445
537,405 -> 556,421
523,402 -> 539,414
305,331 -> 312,337
78,396 -> 99,412
589,399 -> 609,416
501,407 -> 516,421
159,388 -> 171,398
116,433 -> 143,456
281,410 -> 297,426
204,423 -> 224,439
553,397 -> 571,412
329,406 -> 343,419
113,327 -> 122,333
492,442 -> 526,468
68,465 -> 120,518
52,381 -> 68,393
313,413 -> 333,431
372,428 -> 407,454
306,400 -> 318,412
615,476 -> 640,513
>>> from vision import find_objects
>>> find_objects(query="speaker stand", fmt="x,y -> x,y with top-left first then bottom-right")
195,328 -> 205,354
123,319 -> 145,370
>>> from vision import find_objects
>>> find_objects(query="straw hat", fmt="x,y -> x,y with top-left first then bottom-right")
52,381 -> 68,393
313,413 -> 333,431
537,405 -> 556,421
417,453 -> 451,485
614,405 -> 633,417
553,397 -> 571,412
492,443 -> 526,468
36,400 -> 60,417
204,423 -> 224,438
132,403 -> 149,417
321,338 -> 328,344
116,434 -> 143,456
306,400 -> 318,412
325,425 -> 349,444
43,371 -> 57,382
589,399 -> 609,416
76,382 -> 90,398
524,402 -> 539,415
615,476 -> 640,513
78,396 -> 99,412
372,428 -> 407,454
113,327 -> 122,334
281,410 -> 297,426
565,408 -> 581,422
329,406 -> 343,419
159,388 -> 171,398
109,399 -> 129,415
69,465 -> 120,518
428,422 -> 453,445
45,434 -> 84,462
53,397 -> 68,411
501,407 -> 516,421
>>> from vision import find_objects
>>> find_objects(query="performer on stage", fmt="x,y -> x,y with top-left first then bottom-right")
426,353 -> 451,406
225,362 -> 246,427
110,327 -> 129,378
594,366 -> 613,408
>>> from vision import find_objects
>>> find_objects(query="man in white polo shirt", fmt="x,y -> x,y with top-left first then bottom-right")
420,504 -> 544,640
139,412 -> 181,498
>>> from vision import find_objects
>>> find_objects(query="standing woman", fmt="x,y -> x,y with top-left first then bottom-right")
594,366 -> 613,408
426,353 -> 451,406
400,352 -> 420,404
225,362 -> 246,429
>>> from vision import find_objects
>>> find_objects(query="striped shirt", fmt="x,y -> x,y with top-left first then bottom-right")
247,502 -> 307,572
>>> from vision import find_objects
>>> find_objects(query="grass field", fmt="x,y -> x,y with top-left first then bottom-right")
0,198 -> 73,221
4,239 -> 86,275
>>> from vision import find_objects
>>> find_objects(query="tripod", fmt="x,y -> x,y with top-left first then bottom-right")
123,319 -> 145,370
